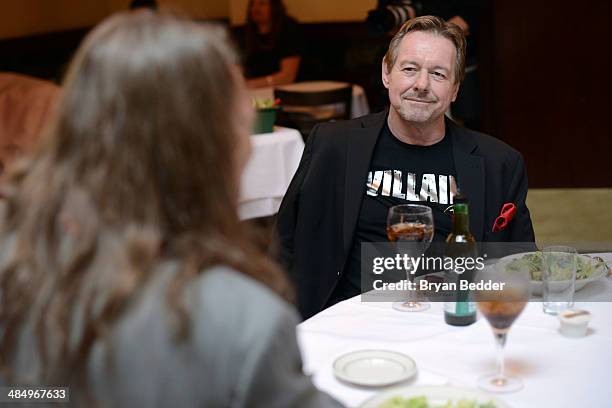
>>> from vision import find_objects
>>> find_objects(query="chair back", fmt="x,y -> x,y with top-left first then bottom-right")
274,83 -> 352,139
0,72 -> 60,173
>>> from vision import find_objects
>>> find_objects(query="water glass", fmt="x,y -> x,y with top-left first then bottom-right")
542,246 -> 576,315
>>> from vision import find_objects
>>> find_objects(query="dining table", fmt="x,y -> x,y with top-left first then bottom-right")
249,80 -> 370,119
297,252 -> 612,407
239,126 -> 304,220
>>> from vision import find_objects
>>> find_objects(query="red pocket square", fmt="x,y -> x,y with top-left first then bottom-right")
492,203 -> 516,232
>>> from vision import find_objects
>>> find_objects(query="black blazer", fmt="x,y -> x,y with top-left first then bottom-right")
276,110 -> 535,319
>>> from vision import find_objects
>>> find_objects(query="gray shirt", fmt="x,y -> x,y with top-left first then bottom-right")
5,265 -> 343,408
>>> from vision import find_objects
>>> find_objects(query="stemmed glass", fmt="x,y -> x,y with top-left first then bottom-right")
386,204 -> 434,312
475,260 -> 531,393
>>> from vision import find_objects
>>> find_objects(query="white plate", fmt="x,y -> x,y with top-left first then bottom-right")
333,350 -> 417,387
360,385 -> 511,408
500,252 -> 607,296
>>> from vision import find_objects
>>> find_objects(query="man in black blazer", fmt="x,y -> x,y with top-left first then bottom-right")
276,16 -> 535,319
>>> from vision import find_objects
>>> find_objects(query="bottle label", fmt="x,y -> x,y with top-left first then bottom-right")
444,301 -> 476,316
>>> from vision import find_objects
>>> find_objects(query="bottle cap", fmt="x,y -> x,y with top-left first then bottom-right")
454,195 -> 468,204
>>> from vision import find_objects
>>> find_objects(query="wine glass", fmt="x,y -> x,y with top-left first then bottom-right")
475,259 -> 531,393
386,204 -> 434,312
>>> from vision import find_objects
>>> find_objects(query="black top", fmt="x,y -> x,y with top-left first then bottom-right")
334,120 -> 458,298
275,110 -> 535,319
244,17 -> 303,78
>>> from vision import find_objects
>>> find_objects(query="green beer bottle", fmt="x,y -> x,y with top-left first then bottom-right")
444,195 -> 477,326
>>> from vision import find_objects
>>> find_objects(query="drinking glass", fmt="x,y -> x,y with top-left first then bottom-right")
542,246 -> 577,315
386,204 -> 434,312
475,260 -> 530,393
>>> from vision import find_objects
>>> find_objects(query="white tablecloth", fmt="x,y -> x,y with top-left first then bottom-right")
249,80 -> 370,119
298,253 -> 612,408
238,127 -> 304,220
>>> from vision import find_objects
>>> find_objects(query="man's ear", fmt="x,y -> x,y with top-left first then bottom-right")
451,82 -> 460,102
381,60 -> 390,89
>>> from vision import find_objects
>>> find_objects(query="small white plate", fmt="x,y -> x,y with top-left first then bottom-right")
360,385 -> 511,408
332,350 -> 417,387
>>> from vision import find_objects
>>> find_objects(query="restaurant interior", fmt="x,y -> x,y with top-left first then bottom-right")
0,1 -> 610,407
1,0 -> 610,244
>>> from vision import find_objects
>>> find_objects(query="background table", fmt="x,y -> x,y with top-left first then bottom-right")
239,127 -> 304,220
249,80 -> 370,119
297,253 -> 612,407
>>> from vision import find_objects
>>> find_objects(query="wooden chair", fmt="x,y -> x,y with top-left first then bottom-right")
0,72 -> 60,173
274,84 -> 352,140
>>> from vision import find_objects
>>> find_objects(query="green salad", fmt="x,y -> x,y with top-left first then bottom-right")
505,251 -> 603,280
378,396 -> 497,408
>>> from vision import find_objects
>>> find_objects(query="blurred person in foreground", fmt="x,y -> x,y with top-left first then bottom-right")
276,16 -> 535,319
243,0 -> 302,88
0,11 -> 342,408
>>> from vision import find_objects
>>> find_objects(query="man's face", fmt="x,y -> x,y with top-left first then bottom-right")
382,31 -> 459,125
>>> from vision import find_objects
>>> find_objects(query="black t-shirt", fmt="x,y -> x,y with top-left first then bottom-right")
331,120 -> 458,301
244,18 -> 302,78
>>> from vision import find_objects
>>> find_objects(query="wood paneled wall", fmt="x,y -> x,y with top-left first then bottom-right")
481,2 -> 612,187
0,0 -> 229,39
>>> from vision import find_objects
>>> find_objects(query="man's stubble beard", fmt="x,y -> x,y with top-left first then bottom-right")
394,100 -> 437,124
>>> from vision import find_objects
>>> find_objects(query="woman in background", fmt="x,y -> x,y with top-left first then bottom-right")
129,0 -> 157,10
0,11 -> 341,408
244,0 -> 302,88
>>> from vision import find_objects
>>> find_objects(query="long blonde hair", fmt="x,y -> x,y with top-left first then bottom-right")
0,11 -> 291,387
